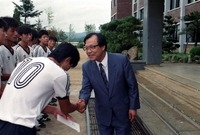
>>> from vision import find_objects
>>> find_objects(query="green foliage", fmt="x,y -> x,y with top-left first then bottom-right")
77,42 -> 84,48
100,16 -> 142,53
162,15 -> 179,53
85,24 -> 96,34
12,0 -> 42,25
13,7 -> 23,25
189,46 -> 200,62
162,53 -> 189,63
184,11 -> 200,46
47,27 -> 68,42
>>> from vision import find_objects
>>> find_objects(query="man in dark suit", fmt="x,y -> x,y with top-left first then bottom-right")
78,32 -> 140,135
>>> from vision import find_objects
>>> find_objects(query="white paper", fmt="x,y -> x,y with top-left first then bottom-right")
57,115 -> 80,132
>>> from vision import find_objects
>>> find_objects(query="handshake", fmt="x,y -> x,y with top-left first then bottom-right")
76,99 -> 86,113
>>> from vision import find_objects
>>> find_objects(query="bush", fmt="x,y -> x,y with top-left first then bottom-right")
162,53 -> 189,63
189,46 -> 200,62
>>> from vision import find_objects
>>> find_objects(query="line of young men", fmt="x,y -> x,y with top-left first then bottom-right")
0,16 -> 58,131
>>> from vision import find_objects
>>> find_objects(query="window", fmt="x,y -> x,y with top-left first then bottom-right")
188,0 -> 198,4
139,9 -> 144,20
170,0 -> 180,9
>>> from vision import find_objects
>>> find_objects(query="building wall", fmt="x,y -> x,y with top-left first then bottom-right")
111,0 -> 132,20
185,1 -> 200,15
168,8 -> 181,22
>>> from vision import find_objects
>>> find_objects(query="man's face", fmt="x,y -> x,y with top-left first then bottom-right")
39,35 -> 49,46
0,28 -> 6,44
48,39 -> 56,49
19,33 -> 32,44
5,27 -> 18,44
84,35 -> 105,62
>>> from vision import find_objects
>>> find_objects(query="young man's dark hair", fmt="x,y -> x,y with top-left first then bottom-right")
0,18 -> 8,30
48,42 -> 80,67
31,29 -> 38,41
17,25 -> 32,36
1,16 -> 19,31
38,30 -> 48,38
49,36 -> 57,42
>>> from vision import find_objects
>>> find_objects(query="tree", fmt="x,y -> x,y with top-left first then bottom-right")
68,24 -> 75,42
35,17 -> 43,31
100,16 -> 142,53
85,24 -> 96,34
162,15 -> 180,53
184,11 -> 200,47
12,0 -> 42,24
13,6 -> 22,25
45,7 -> 54,28
57,29 -> 68,42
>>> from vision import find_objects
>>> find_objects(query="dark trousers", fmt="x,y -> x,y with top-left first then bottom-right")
98,113 -> 131,135
0,120 -> 36,135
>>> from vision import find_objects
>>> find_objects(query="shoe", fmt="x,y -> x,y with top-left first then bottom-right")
48,102 -> 57,106
40,113 -> 51,122
37,120 -> 46,128
51,97 -> 57,103
35,126 -> 41,131
41,117 -> 51,122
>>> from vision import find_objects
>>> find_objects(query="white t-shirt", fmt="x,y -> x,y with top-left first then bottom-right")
0,57 -> 70,128
0,45 -> 17,85
33,45 -> 51,57
0,54 -> 2,89
15,45 -> 34,64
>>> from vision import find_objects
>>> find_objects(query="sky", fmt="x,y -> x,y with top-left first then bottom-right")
0,0 -> 111,33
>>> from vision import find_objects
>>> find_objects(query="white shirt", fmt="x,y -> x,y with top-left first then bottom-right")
15,45 -> 34,64
33,45 -> 51,57
0,57 -> 70,128
96,52 -> 108,81
0,45 -> 17,85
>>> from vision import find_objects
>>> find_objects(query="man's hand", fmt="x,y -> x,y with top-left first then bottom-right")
77,99 -> 86,113
129,109 -> 137,122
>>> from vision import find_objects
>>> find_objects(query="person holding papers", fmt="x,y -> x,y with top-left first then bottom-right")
0,42 -> 80,135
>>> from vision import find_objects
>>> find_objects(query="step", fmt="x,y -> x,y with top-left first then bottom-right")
136,68 -> 200,127
144,64 -> 200,91
137,76 -> 200,135
137,68 -> 200,110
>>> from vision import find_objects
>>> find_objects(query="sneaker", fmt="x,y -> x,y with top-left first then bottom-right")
51,97 -> 57,103
37,120 -> 46,128
40,113 -> 51,122
40,117 -> 51,122
35,126 -> 41,131
48,102 -> 57,106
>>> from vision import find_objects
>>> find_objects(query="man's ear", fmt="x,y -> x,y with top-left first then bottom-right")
65,57 -> 71,63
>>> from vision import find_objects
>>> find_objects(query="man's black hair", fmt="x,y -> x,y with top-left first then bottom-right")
18,24 -> 32,35
1,16 -> 19,31
48,42 -> 80,68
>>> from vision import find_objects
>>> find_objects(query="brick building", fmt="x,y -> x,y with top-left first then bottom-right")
132,0 -> 200,52
111,0 -> 132,20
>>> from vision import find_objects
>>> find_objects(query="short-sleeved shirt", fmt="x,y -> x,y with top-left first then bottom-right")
15,45 -> 34,64
0,57 -> 70,128
33,45 -> 51,57
0,45 -> 17,84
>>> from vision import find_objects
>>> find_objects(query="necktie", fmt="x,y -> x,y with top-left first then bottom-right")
99,63 -> 108,87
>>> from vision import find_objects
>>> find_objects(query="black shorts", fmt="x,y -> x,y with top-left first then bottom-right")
0,120 -> 36,135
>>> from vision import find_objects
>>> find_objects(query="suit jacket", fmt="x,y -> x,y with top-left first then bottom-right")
79,52 -> 140,126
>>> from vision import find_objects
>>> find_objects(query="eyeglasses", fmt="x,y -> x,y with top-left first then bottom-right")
83,45 -> 99,51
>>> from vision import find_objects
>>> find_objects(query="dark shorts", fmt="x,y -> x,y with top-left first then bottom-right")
0,120 -> 36,135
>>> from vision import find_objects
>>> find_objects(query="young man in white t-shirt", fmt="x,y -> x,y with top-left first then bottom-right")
33,30 -> 51,57
15,25 -> 33,64
0,42 -> 80,135
0,18 -> 7,97
0,17 -> 18,93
